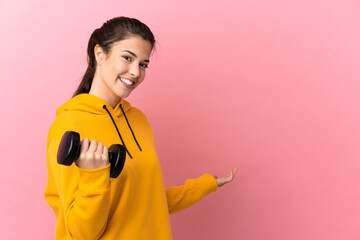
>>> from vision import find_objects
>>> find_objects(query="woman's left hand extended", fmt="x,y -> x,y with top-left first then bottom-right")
214,168 -> 238,187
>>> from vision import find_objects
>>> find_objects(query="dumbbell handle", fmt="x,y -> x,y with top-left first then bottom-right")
57,131 -> 126,178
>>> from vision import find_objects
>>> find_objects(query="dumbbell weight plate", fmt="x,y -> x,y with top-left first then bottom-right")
109,144 -> 127,178
57,131 -> 81,166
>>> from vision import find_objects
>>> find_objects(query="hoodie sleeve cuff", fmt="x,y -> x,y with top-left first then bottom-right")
77,164 -> 110,193
199,173 -> 218,195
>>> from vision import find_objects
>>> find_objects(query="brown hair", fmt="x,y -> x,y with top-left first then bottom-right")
73,17 -> 156,97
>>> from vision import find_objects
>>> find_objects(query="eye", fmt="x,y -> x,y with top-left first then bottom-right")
140,63 -> 148,69
122,55 -> 132,61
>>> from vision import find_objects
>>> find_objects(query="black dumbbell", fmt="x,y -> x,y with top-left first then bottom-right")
57,131 -> 126,178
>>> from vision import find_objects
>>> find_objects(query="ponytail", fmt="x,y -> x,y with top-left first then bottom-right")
72,32 -> 98,97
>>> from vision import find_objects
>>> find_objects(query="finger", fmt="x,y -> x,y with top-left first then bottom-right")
103,145 -> 108,157
224,175 -> 233,183
225,168 -> 237,182
88,140 -> 98,153
96,142 -> 104,155
225,171 -> 234,181
227,168 -> 237,179
217,168 -> 239,187
80,138 -> 90,153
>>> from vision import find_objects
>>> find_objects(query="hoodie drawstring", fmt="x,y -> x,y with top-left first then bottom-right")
120,104 -> 142,152
103,105 -> 142,159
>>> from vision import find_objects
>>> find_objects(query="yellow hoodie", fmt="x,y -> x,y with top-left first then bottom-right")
44,94 -> 218,240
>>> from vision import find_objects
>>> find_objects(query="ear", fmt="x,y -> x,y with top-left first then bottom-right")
94,44 -> 106,66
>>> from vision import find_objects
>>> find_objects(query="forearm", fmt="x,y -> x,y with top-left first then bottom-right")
64,166 -> 111,239
48,136 -> 111,239
166,173 -> 218,214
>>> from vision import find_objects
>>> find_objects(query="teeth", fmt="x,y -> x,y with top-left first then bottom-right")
119,77 -> 134,86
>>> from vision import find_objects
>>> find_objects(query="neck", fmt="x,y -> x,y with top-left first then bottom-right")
89,71 -> 120,108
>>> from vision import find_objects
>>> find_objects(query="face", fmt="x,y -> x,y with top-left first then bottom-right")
91,36 -> 152,107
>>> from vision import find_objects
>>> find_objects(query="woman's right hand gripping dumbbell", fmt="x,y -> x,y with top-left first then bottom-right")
57,131 -> 126,178
76,138 -> 109,170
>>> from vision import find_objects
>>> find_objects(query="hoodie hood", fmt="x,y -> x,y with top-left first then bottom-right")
56,93 -> 132,118
56,93 -> 140,159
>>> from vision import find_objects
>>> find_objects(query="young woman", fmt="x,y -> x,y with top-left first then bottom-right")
44,16 -> 237,239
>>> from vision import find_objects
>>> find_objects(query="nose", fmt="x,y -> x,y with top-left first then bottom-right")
129,64 -> 140,78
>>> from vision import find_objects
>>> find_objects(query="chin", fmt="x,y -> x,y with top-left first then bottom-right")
117,91 -> 132,99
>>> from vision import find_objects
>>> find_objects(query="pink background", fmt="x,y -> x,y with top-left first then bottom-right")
1,0 -> 360,239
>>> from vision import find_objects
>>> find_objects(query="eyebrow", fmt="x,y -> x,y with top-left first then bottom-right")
122,50 -> 150,63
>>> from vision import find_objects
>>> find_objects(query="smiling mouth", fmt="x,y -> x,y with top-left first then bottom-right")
118,77 -> 134,86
